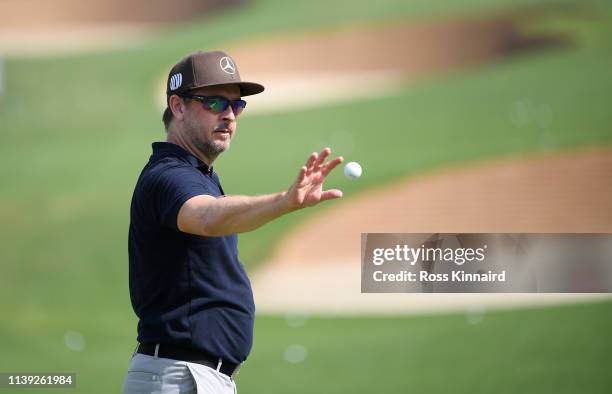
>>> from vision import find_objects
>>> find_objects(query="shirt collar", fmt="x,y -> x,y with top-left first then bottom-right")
151,142 -> 214,175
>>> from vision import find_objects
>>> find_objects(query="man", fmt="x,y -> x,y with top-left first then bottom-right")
123,51 -> 343,393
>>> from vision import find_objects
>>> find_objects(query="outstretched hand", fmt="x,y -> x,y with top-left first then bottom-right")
285,147 -> 344,210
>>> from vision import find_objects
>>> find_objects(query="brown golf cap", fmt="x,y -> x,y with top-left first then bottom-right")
166,50 -> 264,99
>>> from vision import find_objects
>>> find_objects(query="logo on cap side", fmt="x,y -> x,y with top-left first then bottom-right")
169,73 -> 183,91
219,57 -> 236,75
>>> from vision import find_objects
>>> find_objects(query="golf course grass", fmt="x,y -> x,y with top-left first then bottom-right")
1,0 -> 611,392
1,300 -> 610,392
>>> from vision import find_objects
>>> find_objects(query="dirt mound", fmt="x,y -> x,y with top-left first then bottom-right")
0,0 -> 240,28
227,15 -> 567,114
252,148 -> 612,314
232,16 -> 565,75
0,0 -> 242,55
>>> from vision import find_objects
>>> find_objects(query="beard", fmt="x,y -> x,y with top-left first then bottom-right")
193,133 -> 226,157
184,118 -> 229,159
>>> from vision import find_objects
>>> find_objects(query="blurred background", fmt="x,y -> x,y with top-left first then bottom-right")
1,0 -> 611,392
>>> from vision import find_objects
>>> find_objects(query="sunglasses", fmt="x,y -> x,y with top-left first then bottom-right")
179,94 -> 247,115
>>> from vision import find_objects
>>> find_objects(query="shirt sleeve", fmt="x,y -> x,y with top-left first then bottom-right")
149,163 -> 216,230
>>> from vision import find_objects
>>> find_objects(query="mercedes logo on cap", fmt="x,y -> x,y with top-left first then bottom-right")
219,56 -> 236,75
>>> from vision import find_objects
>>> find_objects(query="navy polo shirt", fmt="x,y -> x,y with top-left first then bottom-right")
128,142 -> 255,364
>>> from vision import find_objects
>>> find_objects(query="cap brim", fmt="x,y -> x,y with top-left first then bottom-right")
189,82 -> 265,97
236,82 -> 265,96
170,81 -> 265,98
200,81 -> 264,96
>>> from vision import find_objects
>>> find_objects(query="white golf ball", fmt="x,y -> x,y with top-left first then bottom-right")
344,161 -> 362,179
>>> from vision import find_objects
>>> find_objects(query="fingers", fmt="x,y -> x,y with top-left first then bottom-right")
296,165 -> 307,184
314,147 -> 331,168
304,152 -> 318,169
321,156 -> 344,177
321,189 -> 343,201
304,148 -> 343,179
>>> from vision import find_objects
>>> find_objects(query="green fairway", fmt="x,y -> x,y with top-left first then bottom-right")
1,0 -> 612,393
1,300 -> 611,393
242,301 -> 612,394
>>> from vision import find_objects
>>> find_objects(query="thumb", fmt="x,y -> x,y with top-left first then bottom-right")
320,189 -> 343,201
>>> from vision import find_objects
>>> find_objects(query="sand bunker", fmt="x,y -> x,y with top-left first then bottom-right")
0,0 -> 241,55
229,15 -> 566,114
252,147 -> 612,314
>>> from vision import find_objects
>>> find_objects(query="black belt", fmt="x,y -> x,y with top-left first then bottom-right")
137,343 -> 242,379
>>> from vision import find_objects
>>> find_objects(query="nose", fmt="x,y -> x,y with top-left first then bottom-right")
221,105 -> 236,122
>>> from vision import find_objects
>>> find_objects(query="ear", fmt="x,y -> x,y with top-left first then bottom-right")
169,95 -> 186,121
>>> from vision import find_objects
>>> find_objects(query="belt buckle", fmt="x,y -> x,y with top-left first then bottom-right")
230,362 -> 243,380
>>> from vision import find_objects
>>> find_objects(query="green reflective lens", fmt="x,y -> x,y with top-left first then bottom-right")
183,94 -> 246,115
206,98 -> 226,113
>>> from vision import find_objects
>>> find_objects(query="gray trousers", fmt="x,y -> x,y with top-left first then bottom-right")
122,346 -> 237,394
